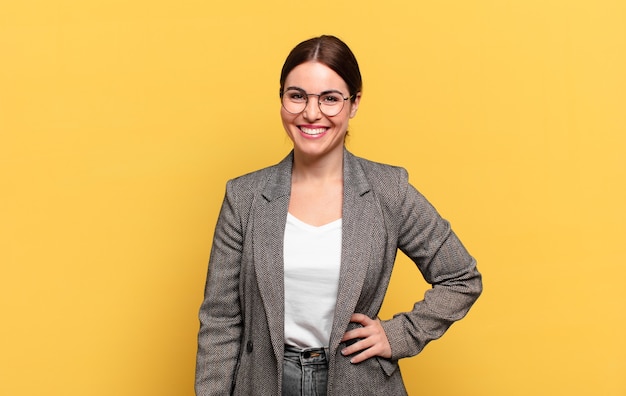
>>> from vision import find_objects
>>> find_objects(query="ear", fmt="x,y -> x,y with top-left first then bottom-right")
349,92 -> 361,119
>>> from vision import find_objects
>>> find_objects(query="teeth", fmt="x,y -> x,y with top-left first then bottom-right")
300,127 -> 326,135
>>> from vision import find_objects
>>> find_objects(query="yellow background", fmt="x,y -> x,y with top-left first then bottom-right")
2,1 -> 624,395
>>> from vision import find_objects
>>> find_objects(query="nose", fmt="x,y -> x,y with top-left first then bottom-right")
302,95 -> 322,120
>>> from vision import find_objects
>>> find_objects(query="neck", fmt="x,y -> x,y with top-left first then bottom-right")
291,149 -> 344,183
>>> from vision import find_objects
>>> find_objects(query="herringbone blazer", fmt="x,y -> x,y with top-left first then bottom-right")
195,149 -> 482,395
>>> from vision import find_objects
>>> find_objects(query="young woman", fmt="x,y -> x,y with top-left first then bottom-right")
195,35 -> 482,396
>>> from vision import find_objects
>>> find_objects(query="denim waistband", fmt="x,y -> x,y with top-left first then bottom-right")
284,344 -> 328,362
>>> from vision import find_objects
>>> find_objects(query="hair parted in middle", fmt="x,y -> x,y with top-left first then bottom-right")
279,35 -> 362,103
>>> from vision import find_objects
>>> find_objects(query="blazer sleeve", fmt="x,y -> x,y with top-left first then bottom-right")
195,180 -> 244,395
380,168 -> 482,360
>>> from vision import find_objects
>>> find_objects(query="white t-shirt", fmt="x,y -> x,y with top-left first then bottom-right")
283,213 -> 342,348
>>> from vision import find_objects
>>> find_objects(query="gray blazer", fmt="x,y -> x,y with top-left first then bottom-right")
196,149 -> 482,395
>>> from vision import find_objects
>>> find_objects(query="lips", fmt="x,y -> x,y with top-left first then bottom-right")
299,126 -> 328,136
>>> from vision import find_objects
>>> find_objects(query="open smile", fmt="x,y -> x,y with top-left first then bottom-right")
299,126 -> 329,136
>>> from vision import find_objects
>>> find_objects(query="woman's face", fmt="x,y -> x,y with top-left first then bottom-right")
280,61 -> 360,161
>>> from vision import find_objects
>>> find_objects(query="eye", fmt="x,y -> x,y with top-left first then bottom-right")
286,90 -> 306,102
320,93 -> 342,104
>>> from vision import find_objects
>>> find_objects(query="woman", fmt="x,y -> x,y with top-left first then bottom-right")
195,35 -> 482,396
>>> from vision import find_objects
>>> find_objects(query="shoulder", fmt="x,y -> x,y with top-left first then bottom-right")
353,155 -> 408,181
224,151 -> 292,200
223,167 -> 274,209
347,151 -> 410,196
227,165 -> 274,190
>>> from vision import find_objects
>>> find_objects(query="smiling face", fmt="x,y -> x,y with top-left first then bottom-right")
280,61 -> 360,161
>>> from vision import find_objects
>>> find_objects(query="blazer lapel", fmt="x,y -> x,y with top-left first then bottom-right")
252,152 -> 293,363
328,150 -> 381,353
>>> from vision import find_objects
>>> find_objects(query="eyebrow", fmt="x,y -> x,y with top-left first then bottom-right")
284,86 -> 345,95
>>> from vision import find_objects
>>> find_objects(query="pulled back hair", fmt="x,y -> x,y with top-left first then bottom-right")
280,35 -> 362,102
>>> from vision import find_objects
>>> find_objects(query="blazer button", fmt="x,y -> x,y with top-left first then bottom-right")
246,341 -> 253,353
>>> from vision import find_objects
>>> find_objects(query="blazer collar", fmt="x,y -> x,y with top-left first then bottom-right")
342,148 -> 372,199
260,152 -> 292,202
260,148 -> 372,202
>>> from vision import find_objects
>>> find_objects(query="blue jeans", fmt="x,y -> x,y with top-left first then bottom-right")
282,345 -> 329,396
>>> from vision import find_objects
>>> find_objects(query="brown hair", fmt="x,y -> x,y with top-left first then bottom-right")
279,35 -> 362,102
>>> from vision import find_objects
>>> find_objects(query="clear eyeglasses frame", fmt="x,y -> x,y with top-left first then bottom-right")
280,87 -> 354,117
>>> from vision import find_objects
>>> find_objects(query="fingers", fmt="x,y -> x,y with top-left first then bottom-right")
348,312 -> 371,326
340,313 -> 373,342
340,314 -> 392,363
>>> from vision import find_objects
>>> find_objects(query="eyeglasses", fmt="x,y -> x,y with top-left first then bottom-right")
280,87 -> 354,117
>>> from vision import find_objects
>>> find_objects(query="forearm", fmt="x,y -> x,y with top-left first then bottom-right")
195,304 -> 242,395
195,181 -> 245,394
381,256 -> 482,360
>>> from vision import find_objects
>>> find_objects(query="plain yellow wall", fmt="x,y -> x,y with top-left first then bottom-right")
2,1 -> 624,395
